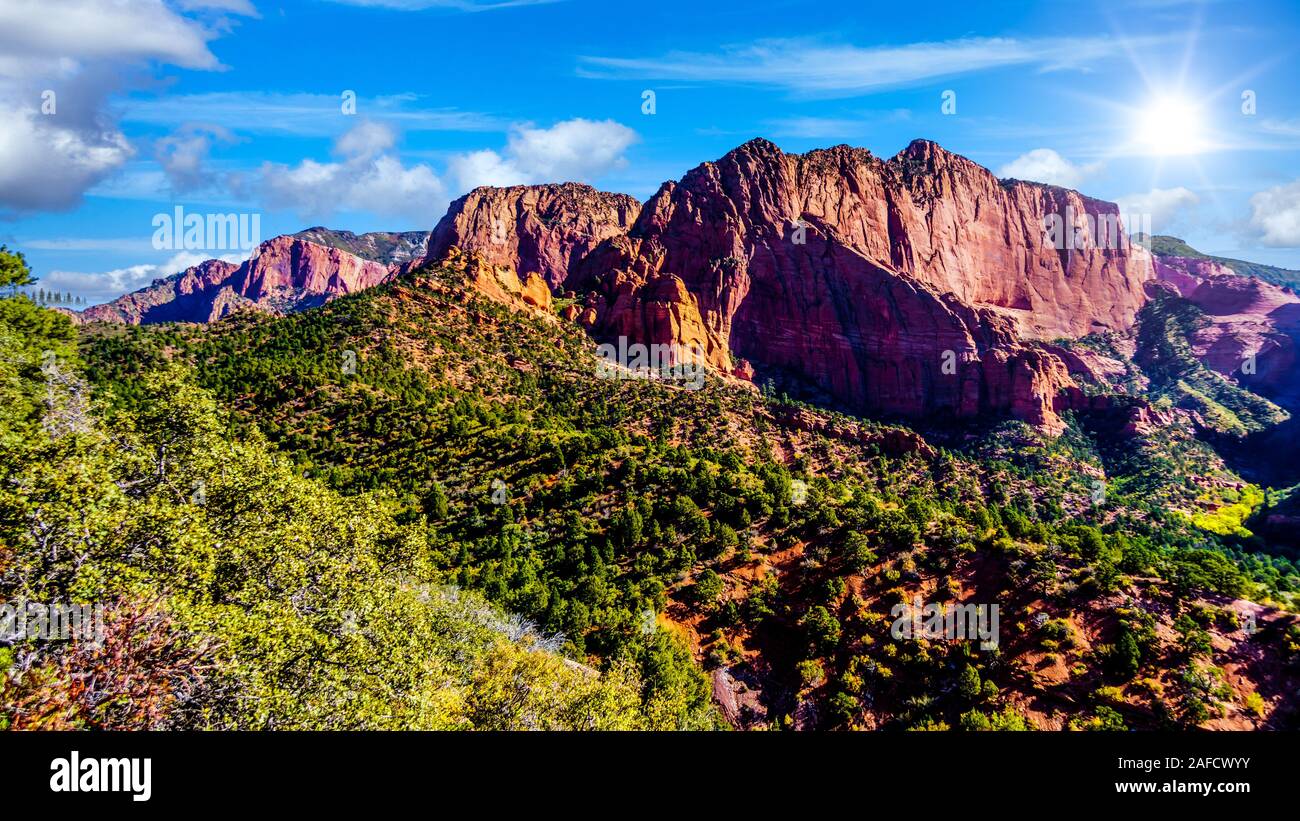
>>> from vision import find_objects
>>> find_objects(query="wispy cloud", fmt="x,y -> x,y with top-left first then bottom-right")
1116,187 -> 1201,231
156,124 -> 242,194
765,117 -> 870,140
580,35 -> 1171,98
1259,118 -> 1300,138
18,236 -> 157,253
176,0 -> 260,14
121,91 -> 505,136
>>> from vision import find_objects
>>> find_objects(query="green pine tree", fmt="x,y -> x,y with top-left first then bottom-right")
0,245 -> 36,295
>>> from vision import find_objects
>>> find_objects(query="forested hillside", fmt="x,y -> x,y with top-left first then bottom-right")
0,292 -> 710,730
48,257 -> 1300,730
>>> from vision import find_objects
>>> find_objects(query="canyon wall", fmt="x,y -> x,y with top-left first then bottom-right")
438,139 -> 1155,430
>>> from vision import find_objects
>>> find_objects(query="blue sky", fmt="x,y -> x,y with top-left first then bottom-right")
3,0 -> 1300,303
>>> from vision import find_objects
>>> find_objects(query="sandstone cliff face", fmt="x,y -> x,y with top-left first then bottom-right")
813,139 -> 1153,340
427,183 -> 640,290
80,235 -> 397,325
436,246 -> 553,315
235,235 -> 394,314
555,139 -> 1153,430
571,140 -> 1149,327
80,259 -> 242,325
1155,254 -> 1300,407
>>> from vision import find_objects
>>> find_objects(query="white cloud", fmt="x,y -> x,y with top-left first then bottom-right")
343,156 -> 445,217
1249,180 -> 1300,247
43,251 -> 245,305
997,148 -> 1102,189
253,118 -> 635,222
251,121 -> 447,224
0,108 -> 133,212
156,124 -> 240,194
0,0 -> 222,78
1115,187 -> 1200,231
0,0 -> 244,214
447,118 -> 638,192
334,120 -> 395,159
580,35 -> 1169,98
447,150 -> 524,188
176,0 -> 259,14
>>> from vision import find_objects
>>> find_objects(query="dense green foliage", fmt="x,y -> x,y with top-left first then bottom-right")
0,246 -> 37,293
66,262 -> 1300,730
0,295 -> 711,730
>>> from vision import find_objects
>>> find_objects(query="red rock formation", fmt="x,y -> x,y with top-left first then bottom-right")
79,259 -> 242,325
79,235 -> 397,325
427,183 -> 640,290
558,139 -> 1153,431
826,139 -> 1153,340
417,140 -> 1159,431
435,246 -> 553,315
1155,254 -> 1300,406
1153,254 -> 1235,296
234,235 -> 393,314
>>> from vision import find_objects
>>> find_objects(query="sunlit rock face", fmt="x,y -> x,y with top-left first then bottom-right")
78,236 -> 400,325
427,183 -> 641,290
1154,253 -> 1300,408
555,139 -> 1151,431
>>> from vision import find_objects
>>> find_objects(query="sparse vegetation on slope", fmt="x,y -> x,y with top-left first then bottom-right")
1134,290 -> 1287,435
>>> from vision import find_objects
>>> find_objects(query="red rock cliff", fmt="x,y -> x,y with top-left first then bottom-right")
1155,253 -> 1300,407
559,139 -> 1154,430
427,183 -> 640,290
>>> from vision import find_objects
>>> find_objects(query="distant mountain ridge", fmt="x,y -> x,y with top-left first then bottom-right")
75,139 -> 1300,436
1148,236 -> 1300,415
1145,234 -> 1300,290
78,234 -> 401,325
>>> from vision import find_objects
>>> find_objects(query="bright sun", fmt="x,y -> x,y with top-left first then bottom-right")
1135,96 -> 1208,156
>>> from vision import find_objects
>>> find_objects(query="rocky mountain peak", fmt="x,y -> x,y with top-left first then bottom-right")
422,138 -> 1162,432
427,183 -> 640,289
77,233 -> 395,325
